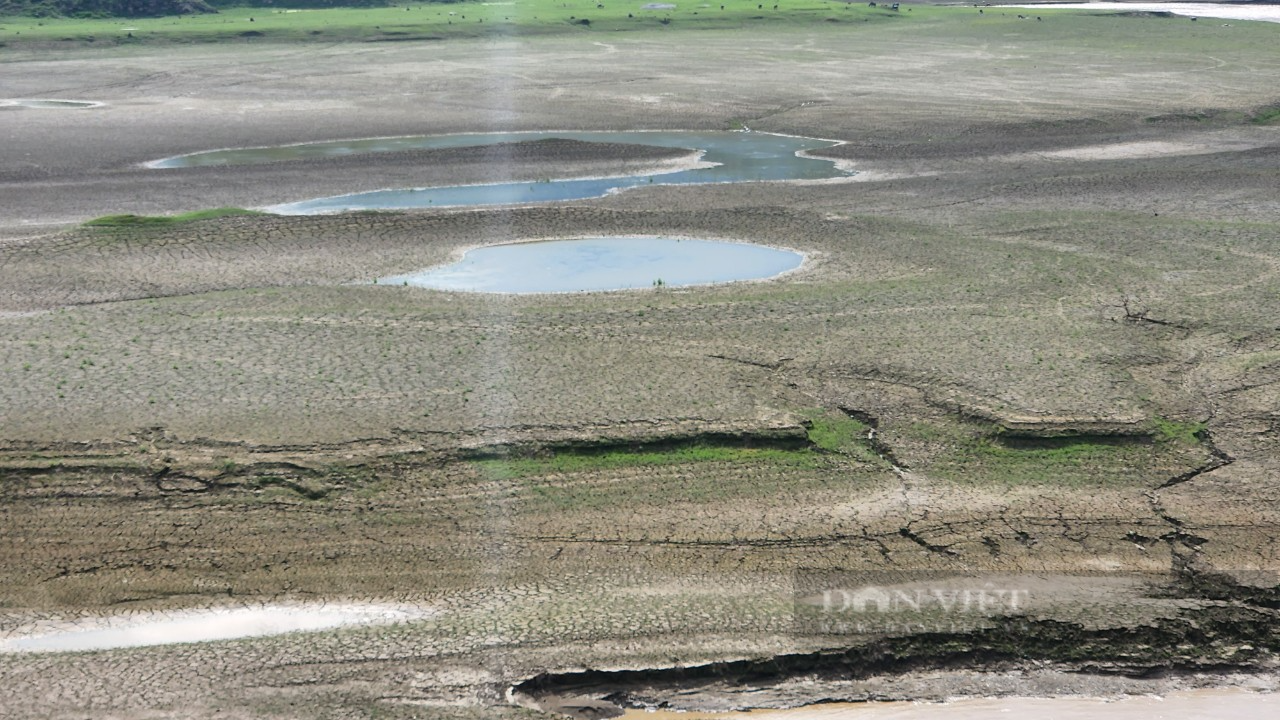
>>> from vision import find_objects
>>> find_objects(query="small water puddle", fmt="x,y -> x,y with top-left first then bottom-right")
1,99 -> 103,109
0,602 -> 429,653
147,131 -> 849,214
376,236 -> 803,293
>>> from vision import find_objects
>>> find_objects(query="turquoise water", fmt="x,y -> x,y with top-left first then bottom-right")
377,236 -> 803,293
148,131 -> 848,214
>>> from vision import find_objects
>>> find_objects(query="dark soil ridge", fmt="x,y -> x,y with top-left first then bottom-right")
513,603 -> 1280,716
0,423 -> 815,491
810,363 -> 1157,444
456,426 -> 812,460
0,417 -> 808,455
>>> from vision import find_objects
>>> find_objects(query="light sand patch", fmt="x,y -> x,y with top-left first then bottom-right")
1006,133 -> 1272,162
0,602 -> 433,653
1,99 -> 103,109
999,3 -> 1280,24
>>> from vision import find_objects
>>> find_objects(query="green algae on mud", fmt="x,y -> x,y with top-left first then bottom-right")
83,208 -> 267,227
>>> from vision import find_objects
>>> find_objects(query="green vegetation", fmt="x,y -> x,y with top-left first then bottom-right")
897,417 -> 1216,487
800,409 -> 885,464
803,411 -> 868,453
1251,105 -> 1280,125
3,2 -> 1274,54
1,0 -> 424,19
0,0 -> 213,19
516,460 -> 847,510
83,207 -> 265,227
937,434 -> 1142,486
1,1 -> 1275,53
474,443 -> 821,481
474,411 -> 889,482
0,1 -> 925,46
1151,417 -> 1207,445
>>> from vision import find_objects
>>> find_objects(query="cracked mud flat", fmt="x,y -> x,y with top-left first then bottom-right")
613,687 -> 1278,718
2,11 -> 1280,720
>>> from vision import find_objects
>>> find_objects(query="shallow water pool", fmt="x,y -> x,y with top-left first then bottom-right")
148,130 -> 849,214
377,236 -> 804,293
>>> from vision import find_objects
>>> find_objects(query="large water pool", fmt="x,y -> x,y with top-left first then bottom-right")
148,130 -> 849,214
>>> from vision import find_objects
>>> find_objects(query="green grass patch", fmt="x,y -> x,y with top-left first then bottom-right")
474,441 -> 857,511
474,443 -> 820,481
803,411 -> 868,452
799,409 -> 885,464
899,418 -> 1180,487
83,207 -> 265,227
976,436 -> 1128,461
474,410 -> 888,483
936,434 -> 1141,486
0,2 -> 926,47
1151,417 -> 1206,445
512,450 -> 868,511
1251,106 -> 1280,125
5,2 -> 1278,51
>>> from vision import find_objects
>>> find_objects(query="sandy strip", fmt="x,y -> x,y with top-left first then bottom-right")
0,602 -> 434,653
1013,137 -> 1272,162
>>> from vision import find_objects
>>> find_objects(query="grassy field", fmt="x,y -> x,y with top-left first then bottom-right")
0,1 -> 924,45
2,1 -> 1277,49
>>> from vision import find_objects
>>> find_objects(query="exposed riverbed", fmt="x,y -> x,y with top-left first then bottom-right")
619,688 -> 1275,719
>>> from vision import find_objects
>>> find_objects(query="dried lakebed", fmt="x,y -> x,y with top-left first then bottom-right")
146,131 -> 851,214
376,236 -> 804,293
614,688 -> 1276,719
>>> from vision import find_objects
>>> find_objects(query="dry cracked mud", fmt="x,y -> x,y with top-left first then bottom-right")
1,10 -> 1279,720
